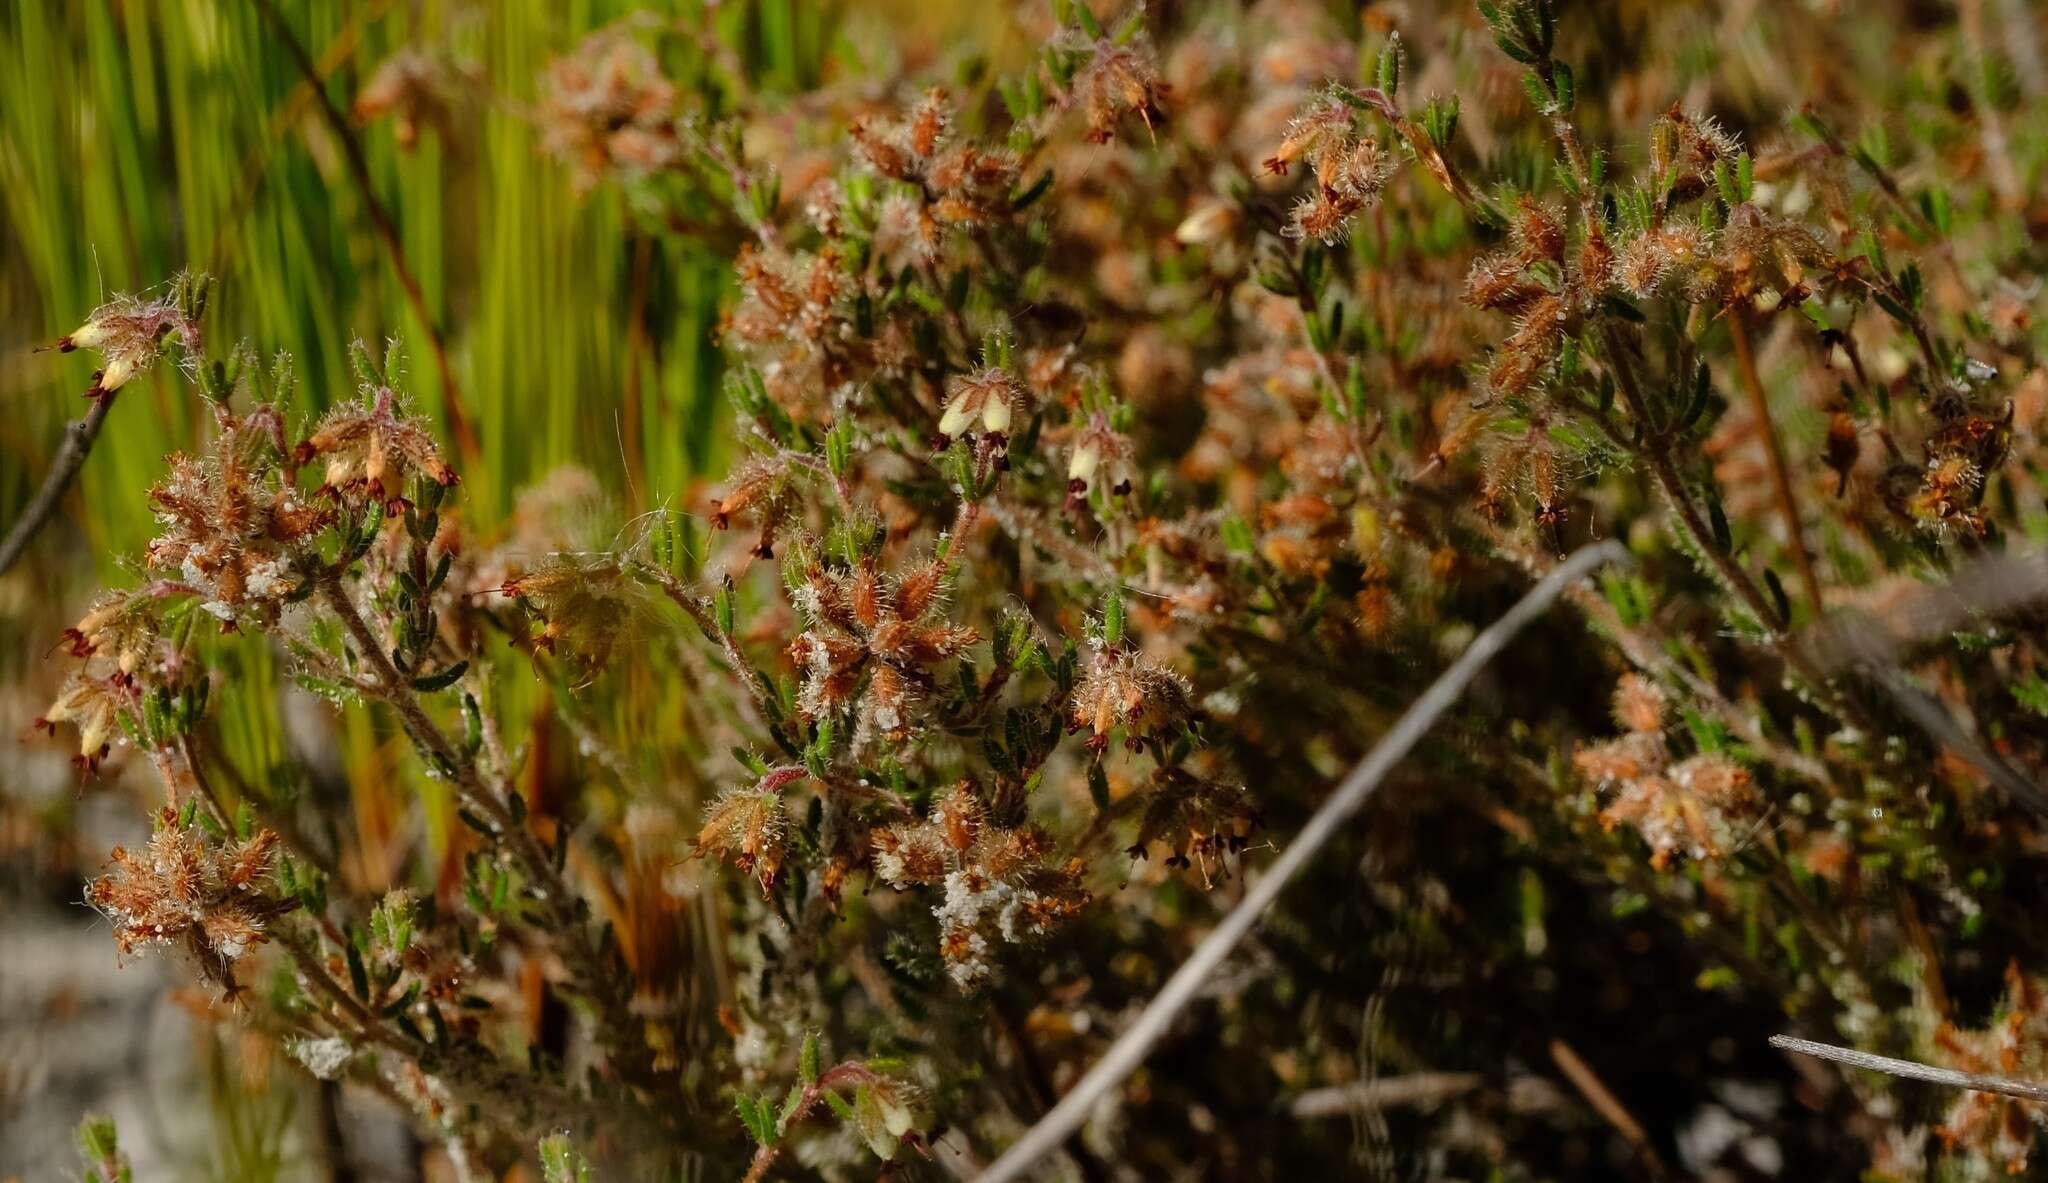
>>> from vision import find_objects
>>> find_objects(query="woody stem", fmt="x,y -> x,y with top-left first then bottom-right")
0,391 -> 116,577
317,575 -> 665,1100
1599,325 -> 1786,635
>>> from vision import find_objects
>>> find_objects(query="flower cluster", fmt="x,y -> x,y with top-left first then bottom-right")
298,383 -> 458,508
695,767 -> 803,895
1575,676 -> 1758,868
1068,643 -> 1192,753
1127,766 -> 1261,881
537,24 -> 681,188
150,413 -> 327,625
874,784 -> 1088,989
44,272 -> 206,398
851,87 -> 1022,255
1932,963 -> 2048,1173
86,807 -> 288,996
353,49 -> 460,150
1267,88 -> 1399,243
786,548 -> 978,747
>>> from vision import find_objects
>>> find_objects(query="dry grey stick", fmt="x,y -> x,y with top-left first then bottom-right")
1290,1073 -> 1483,1118
976,540 -> 1631,1183
1871,669 -> 2048,815
1770,1034 -> 2048,1103
1793,547 -> 2048,814
1798,549 -> 2048,676
0,392 -> 116,577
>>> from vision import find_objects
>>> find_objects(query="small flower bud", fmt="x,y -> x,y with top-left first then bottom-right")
1069,439 -> 1101,483
938,397 -> 976,437
981,394 -> 1012,433
93,356 -> 135,395
59,318 -> 113,352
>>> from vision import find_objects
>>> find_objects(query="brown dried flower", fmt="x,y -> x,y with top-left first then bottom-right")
1069,646 -> 1192,752
1576,676 -> 1757,868
1127,768 -> 1260,882
696,767 -> 806,896
298,383 -> 458,508
501,553 -> 660,673
151,416 -> 328,626
876,784 -> 1087,990
354,49 -> 459,150
1933,961 -> 2048,1173
86,808 -> 290,998
789,553 -> 979,746
537,25 -> 681,189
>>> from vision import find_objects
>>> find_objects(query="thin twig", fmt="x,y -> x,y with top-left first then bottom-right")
1729,311 -> 1824,619
253,0 -> 480,465
275,924 -> 633,1144
1548,1038 -> 1668,1180
1769,1034 -> 2048,1103
0,392 -> 116,576
975,541 -> 1631,1183
319,577 -> 667,1099
1290,1072 -> 1484,1118
637,562 -> 801,759
1600,325 -> 1783,635
738,1062 -> 894,1183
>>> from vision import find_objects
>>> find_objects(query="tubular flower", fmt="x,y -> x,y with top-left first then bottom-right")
1263,90 -> 1352,176
707,455 -> 798,556
848,1075 -> 930,1161
1062,31 -> 1167,143
1066,410 -> 1134,501
1709,201 -> 1826,305
36,588 -> 185,775
1266,87 -> 1399,244
1462,200 -> 1592,402
58,589 -> 162,675
1647,106 -> 1744,205
939,366 -> 1030,438
1285,133 -> 1394,244
695,767 -> 806,896
34,667 -> 132,773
